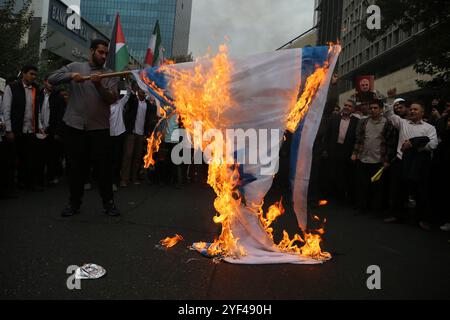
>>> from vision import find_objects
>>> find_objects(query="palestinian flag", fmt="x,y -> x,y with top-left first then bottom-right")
105,13 -> 129,71
144,20 -> 162,67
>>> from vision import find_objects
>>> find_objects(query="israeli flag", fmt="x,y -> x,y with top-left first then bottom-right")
134,46 -> 340,264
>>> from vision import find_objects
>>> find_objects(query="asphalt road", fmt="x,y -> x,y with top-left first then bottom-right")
1,180 -> 449,299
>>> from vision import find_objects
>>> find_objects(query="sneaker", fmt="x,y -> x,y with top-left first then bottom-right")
440,223 -> 450,232
112,184 -> 118,192
84,183 -> 92,191
61,205 -> 80,217
133,181 -> 141,185
103,201 -> 120,217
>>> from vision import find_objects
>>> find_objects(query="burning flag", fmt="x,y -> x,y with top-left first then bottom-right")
133,45 -> 340,264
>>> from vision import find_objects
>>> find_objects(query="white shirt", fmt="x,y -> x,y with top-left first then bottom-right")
384,101 -> 438,159
337,117 -> 350,144
39,91 -> 50,130
3,82 -> 34,133
133,99 -> 147,136
110,91 -> 130,136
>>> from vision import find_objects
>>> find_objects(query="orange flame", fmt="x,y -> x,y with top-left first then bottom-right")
143,44 -> 337,261
156,44 -> 245,258
260,198 -> 285,240
160,234 -> 184,248
319,199 -> 328,206
286,63 -> 329,133
258,199 -> 331,261
144,131 -> 163,167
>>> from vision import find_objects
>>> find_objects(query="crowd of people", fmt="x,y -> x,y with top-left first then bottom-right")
0,39 -> 449,233
0,39 -> 189,217
308,86 -> 450,232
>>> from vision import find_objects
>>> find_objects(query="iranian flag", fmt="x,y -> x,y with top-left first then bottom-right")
144,20 -> 162,67
105,13 -> 129,71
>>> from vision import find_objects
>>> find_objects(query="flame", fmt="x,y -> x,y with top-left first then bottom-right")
144,131 -> 163,167
319,200 -> 328,206
142,44 -> 337,261
258,199 -> 331,261
260,198 -> 285,240
152,44 -> 245,258
286,63 -> 329,132
160,234 -> 184,248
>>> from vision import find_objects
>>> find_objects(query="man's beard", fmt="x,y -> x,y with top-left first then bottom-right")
93,56 -> 105,67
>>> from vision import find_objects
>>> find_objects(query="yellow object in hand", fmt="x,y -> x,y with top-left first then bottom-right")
371,166 -> 384,183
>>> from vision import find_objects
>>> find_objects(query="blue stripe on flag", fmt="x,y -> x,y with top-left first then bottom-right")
289,46 -> 330,191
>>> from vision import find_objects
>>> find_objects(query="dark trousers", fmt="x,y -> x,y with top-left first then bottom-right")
64,125 -> 113,208
16,134 -> 41,188
356,161 -> 385,213
329,144 -> 356,204
111,133 -> 125,185
388,158 -> 407,219
0,140 -> 16,195
43,135 -> 64,182
157,142 -> 182,185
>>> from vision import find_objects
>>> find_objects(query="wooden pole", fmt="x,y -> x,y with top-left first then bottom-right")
81,70 -> 133,81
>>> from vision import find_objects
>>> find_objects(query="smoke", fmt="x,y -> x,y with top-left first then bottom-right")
189,0 -> 315,58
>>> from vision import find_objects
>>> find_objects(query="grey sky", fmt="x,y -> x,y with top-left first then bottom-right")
188,0 -> 315,58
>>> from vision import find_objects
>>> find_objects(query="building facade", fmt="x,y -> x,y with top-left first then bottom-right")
38,0 -> 109,63
80,0 -> 192,63
338,0 -> 432,105
314,0 -> 343,46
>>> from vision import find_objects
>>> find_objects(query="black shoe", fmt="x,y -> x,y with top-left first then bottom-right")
61,205 -> 80,217
103,201 -> 120,217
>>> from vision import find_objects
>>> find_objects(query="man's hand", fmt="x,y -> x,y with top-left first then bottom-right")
431,108 -> 441,119
351,154 -> 357,161
331,73 -> 338,84
383,161 -> 390,168
6,131 -> 14,142
71,73 -> 85,83
90,73 -> 102,86
401,139 -> 412,152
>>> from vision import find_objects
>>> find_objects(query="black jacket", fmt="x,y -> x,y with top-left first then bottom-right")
324,113 -> 359,161
8,80 -> 40,135
37,89 -> 67,136
123,95 -> 158,136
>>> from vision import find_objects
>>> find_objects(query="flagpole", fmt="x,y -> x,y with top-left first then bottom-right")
81,71 -> 133,81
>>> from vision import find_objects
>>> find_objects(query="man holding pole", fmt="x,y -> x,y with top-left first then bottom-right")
48,39 -> 121,217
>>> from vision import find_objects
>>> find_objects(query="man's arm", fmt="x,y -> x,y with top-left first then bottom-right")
424,126 -> 438,152
91,74 -> 118,105
383,98 -> 403,129
47,64 -> 75,85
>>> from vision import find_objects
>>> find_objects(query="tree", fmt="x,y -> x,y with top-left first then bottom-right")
364,0 -> 450,95
0,0 -> 46,79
